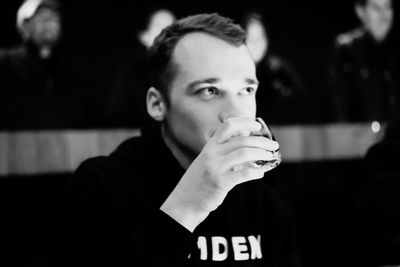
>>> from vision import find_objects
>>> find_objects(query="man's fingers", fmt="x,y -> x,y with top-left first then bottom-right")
220,147 -> 274,171
217,135 -> 279,155
210,117 -> 262,144
226,167 -> 267,187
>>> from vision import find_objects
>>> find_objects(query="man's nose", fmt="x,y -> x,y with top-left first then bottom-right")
218,97 -> 248,122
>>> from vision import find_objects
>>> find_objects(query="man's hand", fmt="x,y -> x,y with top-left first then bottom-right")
160,117 -> 280,232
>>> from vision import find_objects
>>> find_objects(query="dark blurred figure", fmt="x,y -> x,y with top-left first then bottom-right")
0,0 -> 92,130
355,121 -> 400,267
242,12 -> 306,125
106,7 -> 175,128
328,0 -> 400,123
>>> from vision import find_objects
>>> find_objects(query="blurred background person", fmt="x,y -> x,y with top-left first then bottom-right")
242,11 -> 307,125
0,0 -> 92,130
355,121 -> 400,266
0,1 -> 96,266
106,6 -> 175,128
328,0 -> 400,124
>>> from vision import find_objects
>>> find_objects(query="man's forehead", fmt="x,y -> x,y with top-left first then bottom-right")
169,32 -> 256,88
172,32 -> 251,68
175,32 -> 237,53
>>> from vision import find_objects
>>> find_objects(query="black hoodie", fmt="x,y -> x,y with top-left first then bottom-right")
49,127 -> 300,267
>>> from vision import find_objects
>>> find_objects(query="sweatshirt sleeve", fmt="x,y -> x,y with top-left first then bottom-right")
49,158 -> 194,267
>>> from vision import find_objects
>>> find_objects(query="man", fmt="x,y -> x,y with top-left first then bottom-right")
0,0 -> 91,129
328,0 -> 399,123
51,13 -> 300,266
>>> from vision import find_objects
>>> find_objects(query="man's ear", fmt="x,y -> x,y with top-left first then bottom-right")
147,87 -> 167,121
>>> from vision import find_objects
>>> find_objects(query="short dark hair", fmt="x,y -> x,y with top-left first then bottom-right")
148,13 -> 246,102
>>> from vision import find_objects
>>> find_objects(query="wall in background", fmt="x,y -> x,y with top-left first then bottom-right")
0,0 -> 373,123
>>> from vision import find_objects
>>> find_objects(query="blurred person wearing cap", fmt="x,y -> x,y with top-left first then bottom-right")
49,13 -> 301,267
16,0 -> 62,59
0,0 -> 92,129
328,0 -> 400,124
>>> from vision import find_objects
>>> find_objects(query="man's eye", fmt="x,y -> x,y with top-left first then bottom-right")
198,87 -> 219,97
240,87 -> 255,95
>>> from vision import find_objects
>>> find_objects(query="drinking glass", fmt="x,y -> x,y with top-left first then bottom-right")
250,117 -> 282,170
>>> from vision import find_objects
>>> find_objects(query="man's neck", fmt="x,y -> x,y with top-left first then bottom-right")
161,126 -> 193,170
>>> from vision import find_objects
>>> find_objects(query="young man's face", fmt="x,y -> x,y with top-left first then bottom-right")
357,0 -> 393,42
163,32 -> 258,158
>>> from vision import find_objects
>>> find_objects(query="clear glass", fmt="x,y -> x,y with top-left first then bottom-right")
250,117 -> 282,170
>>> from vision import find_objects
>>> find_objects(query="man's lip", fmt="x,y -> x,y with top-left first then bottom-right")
209,131 -> 216,139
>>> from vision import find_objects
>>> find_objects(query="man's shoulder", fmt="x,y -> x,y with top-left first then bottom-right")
110,134 -> 146,158
0,45 -> 26,59
110,127 -> 164,162
0,45 -> 29,70
74,127 -> 171,180
70,150 -> 146,194
366,139 -> 400,171
71,134 -> 144,174
81,133 -> 149,167
334,28 -> 366,48
70,127 -> 182,197
75,155 -> 127,182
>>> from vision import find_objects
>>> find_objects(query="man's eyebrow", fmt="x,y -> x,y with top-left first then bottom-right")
187,78 -> 220,89
187,77 -> 259,89
246,78 -> 259,85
